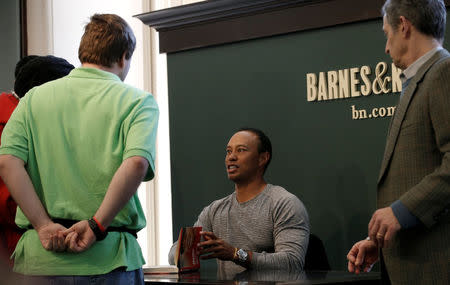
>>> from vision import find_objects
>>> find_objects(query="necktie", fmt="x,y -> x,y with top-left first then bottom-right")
400,77 -> 412,98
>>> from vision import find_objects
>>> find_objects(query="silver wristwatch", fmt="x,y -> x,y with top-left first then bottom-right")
236,248 -> 248,263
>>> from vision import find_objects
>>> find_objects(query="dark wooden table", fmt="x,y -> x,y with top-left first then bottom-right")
145,267 -> 380,284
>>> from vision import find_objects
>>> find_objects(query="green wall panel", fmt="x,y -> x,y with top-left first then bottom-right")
167,16 -> 450,270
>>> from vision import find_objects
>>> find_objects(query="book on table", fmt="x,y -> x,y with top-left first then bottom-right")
143,226 -> 202,275
143,265 -> 179,274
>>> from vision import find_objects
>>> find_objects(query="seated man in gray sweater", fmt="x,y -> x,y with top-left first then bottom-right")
169,128 -> 310,272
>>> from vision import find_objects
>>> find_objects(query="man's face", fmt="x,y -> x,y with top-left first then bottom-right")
225,131 -> 263,183
383,15 -> 408,69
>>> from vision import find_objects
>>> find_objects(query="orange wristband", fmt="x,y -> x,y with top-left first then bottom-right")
93,216 -> 106,232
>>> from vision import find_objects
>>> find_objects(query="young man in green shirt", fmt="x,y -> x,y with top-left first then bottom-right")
0,14 -> 159,283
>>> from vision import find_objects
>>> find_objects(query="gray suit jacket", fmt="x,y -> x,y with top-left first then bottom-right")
377,49 -> 450,285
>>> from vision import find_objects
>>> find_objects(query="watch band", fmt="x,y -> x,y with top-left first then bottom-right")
88,218 -> 108,241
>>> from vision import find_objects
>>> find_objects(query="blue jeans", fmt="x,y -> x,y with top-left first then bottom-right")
15,268 -> 144,285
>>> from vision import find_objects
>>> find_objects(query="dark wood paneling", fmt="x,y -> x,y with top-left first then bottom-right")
20,0 -> 27,57
136,0 -> 450,53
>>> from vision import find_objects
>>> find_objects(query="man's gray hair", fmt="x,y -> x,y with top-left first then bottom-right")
382,0 -> 446,41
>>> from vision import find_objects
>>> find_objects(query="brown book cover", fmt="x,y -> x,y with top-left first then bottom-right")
175,226 -> 202,273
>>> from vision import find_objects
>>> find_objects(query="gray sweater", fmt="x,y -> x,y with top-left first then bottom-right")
169,184 -> 310,272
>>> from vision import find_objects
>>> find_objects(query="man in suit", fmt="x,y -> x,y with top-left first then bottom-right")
347,0 -> 450,284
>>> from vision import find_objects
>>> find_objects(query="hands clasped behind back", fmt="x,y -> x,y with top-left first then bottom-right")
36,220 -> 96,253
36,222 -> 68,252
63,220 -> 96,253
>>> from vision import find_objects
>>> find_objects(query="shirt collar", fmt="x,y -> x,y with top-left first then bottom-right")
400,46 -> 442,83
68,67 -> 121,82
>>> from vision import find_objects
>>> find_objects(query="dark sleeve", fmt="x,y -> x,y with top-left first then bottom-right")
400,58 -> 450,227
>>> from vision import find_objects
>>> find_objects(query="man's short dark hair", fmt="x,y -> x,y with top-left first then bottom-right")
382,0 -> 446,42
14,55 -> 74,98
78,14 -> 136,67
237,127 -> 272,173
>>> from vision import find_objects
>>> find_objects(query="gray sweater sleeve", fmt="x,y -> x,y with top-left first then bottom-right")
168,240 -> 178,265
251,195 -> 310,271
168,205 -> 213,265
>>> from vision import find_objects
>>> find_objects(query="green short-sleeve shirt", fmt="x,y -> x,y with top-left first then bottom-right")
0,67 -> 159,275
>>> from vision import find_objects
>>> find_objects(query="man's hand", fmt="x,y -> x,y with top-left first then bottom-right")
347,239 -> 379,274
368,207 -> 401,248
63,220 -> 96,253
36,222 -> 68,252
198,231 -> 235,261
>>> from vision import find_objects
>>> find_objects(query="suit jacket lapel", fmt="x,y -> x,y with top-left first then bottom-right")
377,49 -> 449,184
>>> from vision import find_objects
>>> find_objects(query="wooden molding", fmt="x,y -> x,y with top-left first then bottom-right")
20,0 -> 27,57
135,0 -> 450,53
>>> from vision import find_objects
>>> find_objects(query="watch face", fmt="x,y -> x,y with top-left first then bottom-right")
237,249 -> 248,262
